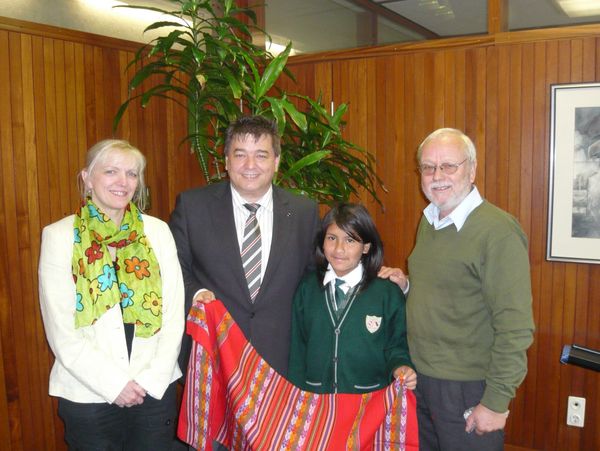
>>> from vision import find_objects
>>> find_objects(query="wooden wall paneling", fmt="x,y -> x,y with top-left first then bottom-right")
597,36 -> 600,78
469,47 -> 488,190
2,15 -> 600,450
562,36 -> 598,451
18,31 -> 40,451
402,52 -> 425,248
117,51 -> 132,139
22,32 -> 54,450
73,42 -> 87,192
0,312 -> 11,451
582,37 -> 596,78
512,41 -> 534,445
507,44 -> 522,217
518,42 -> 534,241
420,52 -> 435,136
587,266 -> 600,451
165,93 -> 203,216
148,86 -> 169,219
289,31 -> 600,451
314,61 -> 333,107
484,46 -> 499,202
432,51 -> 446,128
444,49 -> 459,128
374,55 -> 405,265
43,38 -> 62,220
364,58 -> 378,212
83,44 -> 97,146
57,41 -> 76,215
8,30 -> 37,450
529,39 -> 554,451
453,49 -> 466,130
164,92 -> 178,217
401,52 -> 424,261
333,58 -> 368,205
103,48 -> 122,139
570,38 -> 584,81
31,36 -> 50,229
93,46 -> 106,141
543,42 -> 566,446
0,18 -> 206,450
0,29 -> 17,450
64,42 -> 83,209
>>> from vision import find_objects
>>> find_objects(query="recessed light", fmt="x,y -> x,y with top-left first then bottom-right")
556,0 -> 600,18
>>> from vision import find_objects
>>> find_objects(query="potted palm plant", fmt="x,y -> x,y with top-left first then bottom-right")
114,0 -> 384,205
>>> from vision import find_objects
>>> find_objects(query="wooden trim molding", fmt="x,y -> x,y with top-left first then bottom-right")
288,22 -> 600,65
0,15 -> 143,52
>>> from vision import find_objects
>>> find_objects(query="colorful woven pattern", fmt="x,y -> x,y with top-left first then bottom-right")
178,301 -> 418,451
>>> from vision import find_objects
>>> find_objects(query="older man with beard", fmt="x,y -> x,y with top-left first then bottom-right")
390,128 -> 534,451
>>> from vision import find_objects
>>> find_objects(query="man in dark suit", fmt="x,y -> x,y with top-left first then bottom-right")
169,115 -> 319,377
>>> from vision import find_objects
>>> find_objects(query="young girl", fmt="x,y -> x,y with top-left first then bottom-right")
288,203 -> 416,394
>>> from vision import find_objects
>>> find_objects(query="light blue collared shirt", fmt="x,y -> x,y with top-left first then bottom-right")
423,186 -> 483,231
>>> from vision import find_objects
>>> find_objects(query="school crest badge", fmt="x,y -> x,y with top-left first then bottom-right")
365,315 -> 382,333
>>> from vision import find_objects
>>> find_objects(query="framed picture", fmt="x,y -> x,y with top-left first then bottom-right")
547,82 -> 600,264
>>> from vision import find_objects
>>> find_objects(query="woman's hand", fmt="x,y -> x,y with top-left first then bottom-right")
393,366 -> 417,390
114,380 -> 146,408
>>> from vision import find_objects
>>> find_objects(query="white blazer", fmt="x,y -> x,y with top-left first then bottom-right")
39,214 -> 185,404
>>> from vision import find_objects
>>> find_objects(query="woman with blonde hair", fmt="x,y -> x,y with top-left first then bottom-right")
39,139 -> 184,450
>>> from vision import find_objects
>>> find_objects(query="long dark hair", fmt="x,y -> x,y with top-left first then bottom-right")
315,203 -> 384,288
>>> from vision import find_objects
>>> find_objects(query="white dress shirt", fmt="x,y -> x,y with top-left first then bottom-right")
231,186 -> 274,282
423,186 -> 484,231
323,263 -> 364,294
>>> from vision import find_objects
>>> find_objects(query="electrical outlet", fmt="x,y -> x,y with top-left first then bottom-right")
566,396 -> 586,427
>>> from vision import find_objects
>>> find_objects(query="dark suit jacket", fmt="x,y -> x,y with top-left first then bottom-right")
170,181 -> 319,376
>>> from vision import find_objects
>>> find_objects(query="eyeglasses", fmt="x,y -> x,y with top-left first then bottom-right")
418,158 -> 468,176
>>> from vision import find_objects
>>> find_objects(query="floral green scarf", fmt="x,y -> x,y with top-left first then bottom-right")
72,199 -> 162,338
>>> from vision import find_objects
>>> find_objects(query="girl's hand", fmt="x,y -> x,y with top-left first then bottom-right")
393,366 -> 417,390
194,290 -> 216,304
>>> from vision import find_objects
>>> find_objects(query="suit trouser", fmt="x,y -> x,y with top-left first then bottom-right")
58,381 -> 178,451
415,372 -> 504,451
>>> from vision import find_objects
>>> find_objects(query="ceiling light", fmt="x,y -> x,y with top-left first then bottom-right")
556,0 -> 600,17
266,40 -> 299,57
80,0 -> 186,25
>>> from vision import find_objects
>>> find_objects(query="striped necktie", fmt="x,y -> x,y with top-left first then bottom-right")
241,203 -> 261,302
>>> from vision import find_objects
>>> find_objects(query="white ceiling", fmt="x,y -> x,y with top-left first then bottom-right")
2,0 -> 599,53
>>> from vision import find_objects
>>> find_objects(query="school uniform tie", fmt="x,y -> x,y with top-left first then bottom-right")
241,203 -> 261,302
334,278 -> 347,311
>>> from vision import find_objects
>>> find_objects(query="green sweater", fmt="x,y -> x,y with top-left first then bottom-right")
407,201 -> 534,412
288,272 -> 413,394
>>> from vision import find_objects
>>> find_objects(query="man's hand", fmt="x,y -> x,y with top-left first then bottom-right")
465,403 -> 508,435
378,266 -> 409,292
194,290 -> 216,304
393,365 -> 417,390
114,381 -> 146,408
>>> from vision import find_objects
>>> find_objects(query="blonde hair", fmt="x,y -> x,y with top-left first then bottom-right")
77,139 -> 148,211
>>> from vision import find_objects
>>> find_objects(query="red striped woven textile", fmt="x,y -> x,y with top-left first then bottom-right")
178,301 -> 419,450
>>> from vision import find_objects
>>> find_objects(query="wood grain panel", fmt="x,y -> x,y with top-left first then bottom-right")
1,14 -> 600,451
285,25 -> 600,451
0,17 -> 201,451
